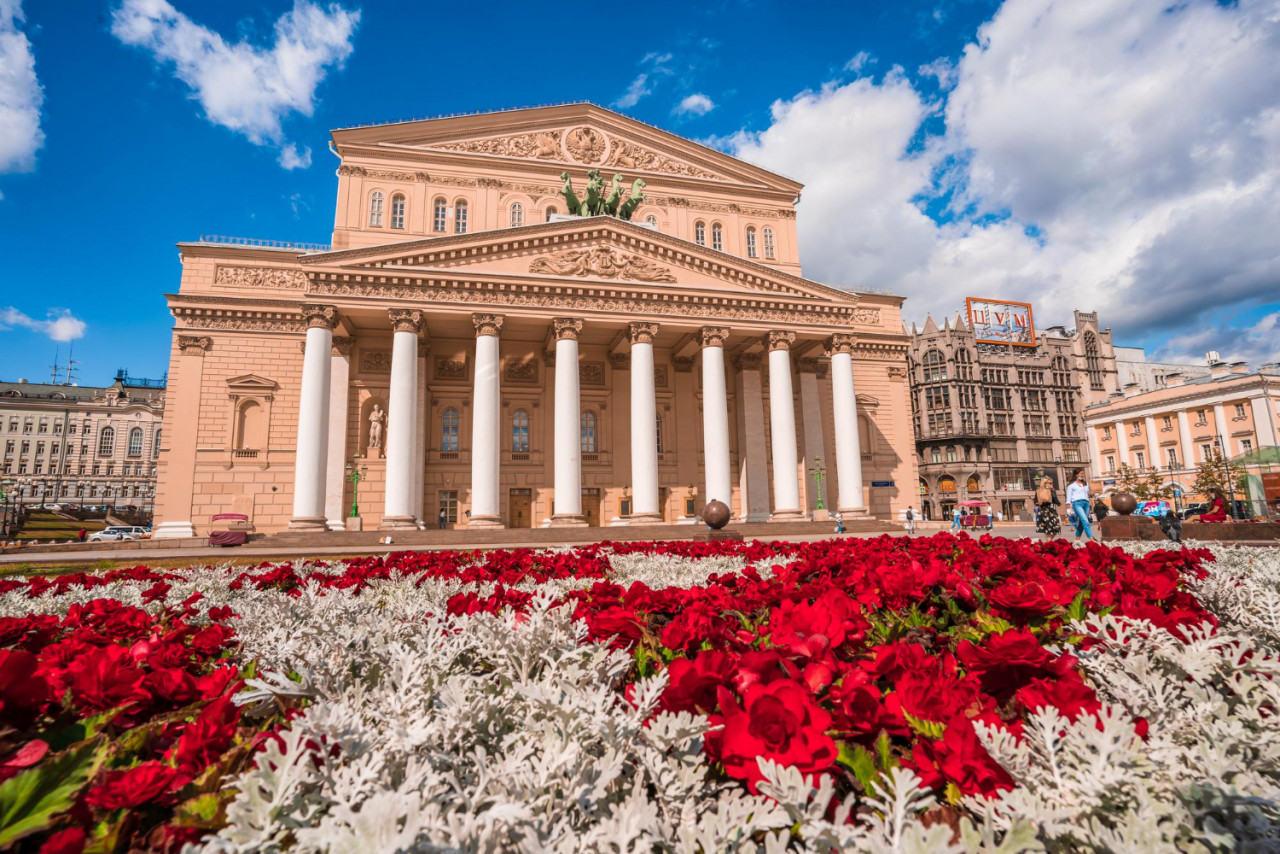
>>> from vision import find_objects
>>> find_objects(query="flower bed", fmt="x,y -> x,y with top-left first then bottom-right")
1,535 -> 1277,852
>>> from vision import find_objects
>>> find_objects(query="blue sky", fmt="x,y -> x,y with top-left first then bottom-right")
1,0 -> 1277,386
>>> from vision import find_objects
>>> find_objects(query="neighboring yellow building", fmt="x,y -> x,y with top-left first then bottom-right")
1084,358 -> 1280,513
153,104 -> 918,537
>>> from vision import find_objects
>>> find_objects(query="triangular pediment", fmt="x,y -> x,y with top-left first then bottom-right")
225,374 -> 279,392
331,103 -> 800,192
303,217 -> 858,305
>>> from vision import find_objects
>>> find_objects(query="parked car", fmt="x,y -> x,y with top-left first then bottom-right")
87,526 -> 150,542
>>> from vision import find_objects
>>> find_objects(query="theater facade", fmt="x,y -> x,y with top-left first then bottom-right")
152,104 -> 914,537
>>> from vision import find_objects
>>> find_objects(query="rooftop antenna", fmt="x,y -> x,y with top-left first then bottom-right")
48,347 -> 61,385
64,345 -> 80,386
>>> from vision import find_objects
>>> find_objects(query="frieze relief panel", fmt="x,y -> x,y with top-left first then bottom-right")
435,358 -> 468,381
215,266 -> 307,290
852,308 -> 882,325
654,365 -> 670,388
358,350 -> 392,373
580,362 -> 606,387
504,358 -> 538,383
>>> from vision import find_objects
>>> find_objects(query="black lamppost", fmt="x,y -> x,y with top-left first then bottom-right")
345,455 -> 368,518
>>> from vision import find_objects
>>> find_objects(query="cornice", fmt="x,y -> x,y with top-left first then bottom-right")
1083,378 -> 1278,421
171,305 -> 304,333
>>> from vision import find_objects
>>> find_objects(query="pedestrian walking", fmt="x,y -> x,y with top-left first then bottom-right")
437,507 -> 447,530
1066,470 -> 1095,543
951,506 -> 961,531
1034,477 -> 1061,540
1093,498 -> 1109,523
77,528 -> 86,542
905,507 -> 916,535
834,513 -> 845,534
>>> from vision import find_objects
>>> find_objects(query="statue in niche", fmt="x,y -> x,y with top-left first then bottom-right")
367,405 -> 386,457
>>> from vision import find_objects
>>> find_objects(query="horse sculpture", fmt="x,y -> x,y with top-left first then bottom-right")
583,169 -> 605,216
558,171 -> 581,216
617,178 -> 646,221
604,173 -> 625,216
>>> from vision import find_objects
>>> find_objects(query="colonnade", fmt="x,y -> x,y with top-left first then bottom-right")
289,305 -> 869,530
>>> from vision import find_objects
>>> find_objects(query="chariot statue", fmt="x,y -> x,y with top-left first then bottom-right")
558,171 -> 646,221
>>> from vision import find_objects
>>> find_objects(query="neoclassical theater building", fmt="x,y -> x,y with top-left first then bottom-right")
153,104 -> 914,537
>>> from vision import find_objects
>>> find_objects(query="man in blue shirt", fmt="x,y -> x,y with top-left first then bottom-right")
1065,470 -> 1094,543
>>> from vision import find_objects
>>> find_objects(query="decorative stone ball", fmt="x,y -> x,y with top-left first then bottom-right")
703,500 -> 731,530
1111,492 -> 1138,516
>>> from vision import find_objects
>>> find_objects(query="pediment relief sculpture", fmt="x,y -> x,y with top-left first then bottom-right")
424,124 -> 726,180
528,246 -> 677,283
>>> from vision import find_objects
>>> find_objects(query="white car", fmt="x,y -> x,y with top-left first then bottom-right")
87,526 -> 150,542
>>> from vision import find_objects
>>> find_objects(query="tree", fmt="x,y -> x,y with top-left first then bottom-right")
1116,463 -> 1173,501
1191,448 -> 1247,499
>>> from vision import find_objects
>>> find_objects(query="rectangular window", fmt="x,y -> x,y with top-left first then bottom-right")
53,422 -> 62,435
1242,439 -> 1254,453
6,418 -> 16,432
930,448 -> 941,464
1167,447 -> 1178,468
1136,451 -> 1146,469
438,490 -> 458,524
1234,403 -> 1246,418
37,420 -> 47,434
1162,416 -> 1172,429
946,448 -> 957,462
1063,447 -> 1080,462
1201,443 -> 1213,461
1107,454 -> 1116,472
3,440 -> 11,454
1196,409 -> 1207,425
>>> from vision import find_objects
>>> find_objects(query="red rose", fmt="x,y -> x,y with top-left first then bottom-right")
85,761 -> 181,810
910,722 -> 1014,797
1016,673 -> 1101,722
829,676 -> 902,742
66,644 -> 145,715
713,681 -> 837,793
659,605 -> 733,653
143,668 -> 201,706
768,589 -> 866,660
583,606 -> 644,648
731,650 -> 790,695
191,624 -> 234,655
895,672 -> 986,725
988,576 -> 1074,618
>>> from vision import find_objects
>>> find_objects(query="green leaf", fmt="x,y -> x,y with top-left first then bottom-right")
1065,588 -> 1090,623
0,737 -> 106,847
944,781 -> 963,806
903,712 -> 947,740
875,731 -> 897,773
835,741 -> 878,790
174,792 -> 225,828
634,645 -> 652,679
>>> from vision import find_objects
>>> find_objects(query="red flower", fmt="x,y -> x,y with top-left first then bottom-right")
0,649 -> 51,727
143,668 -> 201,706
910,722 -> 1014,797
0,739 -> 49,783
39,827 -> 87,854
988,576 -> 1075,618
191,624 -> 234,655
662,652 -> 735,714
66,644 -> 145,715
583,606 -> 645,648
957,630 -> 1072,702
712,681 -> 837,793
768,589 -> 866,660
168,694 -> 239,776
85,761 -> 182,810
1016,673 -> 1101,722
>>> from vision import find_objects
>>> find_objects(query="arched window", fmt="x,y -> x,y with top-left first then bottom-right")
390,193 -> 406,229
745,226 -> 758,258
509,202 -> 524,228
432,197 -> 448,232
966,475 -> 981,493
235,401 -> 264,450
581,411 -> 598,453
97,426 -> 114,456
645,215 -> 658,227
545,206 -> 558,222
1084,332 -> 1103,390
763,227 -> 775,260
441,408 -> 460,452
153,429 -> 161,457
711,223 -> 723,252
454,200 -> 468,234
938,475 -> 957,494
922,349 -> 947,382
368,191 -> 384,227
694,221 -> 706,246
511,410 -> 530,453
127,427 -> 143,456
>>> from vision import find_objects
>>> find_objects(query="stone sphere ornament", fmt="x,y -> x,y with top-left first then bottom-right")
703,500 -> 731,530
1112,492 -> 1138,516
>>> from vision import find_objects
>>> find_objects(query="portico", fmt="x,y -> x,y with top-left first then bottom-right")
152,104 -> 915,536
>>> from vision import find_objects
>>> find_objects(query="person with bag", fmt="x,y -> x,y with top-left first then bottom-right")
1066,469 -> 1095,543
1034,477 -> 1061,539
905,507 -> 916,535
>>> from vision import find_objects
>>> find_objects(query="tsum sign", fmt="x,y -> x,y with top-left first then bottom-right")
965,298 -> 1037,347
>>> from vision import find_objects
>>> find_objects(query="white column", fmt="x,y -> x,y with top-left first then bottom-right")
1086,422 -> 1102,474
1214,404 -> 1231,456
629,322 -> 662,523
1250,396 -> 1277,448
699,327 -> 733,511
381,309 -> 422,530
550,318 -> 587,526
1177,410 -> 1194,468
766,331 -> 803,521
412,340 -> 428,526
290,305 -> 336,530
324,336 -> 353,530
469,314 -> 504,528
1115,420 -> 1129,467
829,333 -> 868,517
1144,416 -> 1159,469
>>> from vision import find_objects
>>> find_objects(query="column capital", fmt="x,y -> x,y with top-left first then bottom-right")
389,308 -> 423,334
177,335 -> 211,356
628,322 -> 660,344
827,333 -> 856,355
764,330 -> 796,352
698,326 -> 730,348
331,336 -> 356,356
553,317 -> 584,341
472,313 -> 505,337
302,304 -> 339,330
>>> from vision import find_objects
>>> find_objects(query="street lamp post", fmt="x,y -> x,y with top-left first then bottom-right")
345,455 -> 368,518
808,457 -> 827,512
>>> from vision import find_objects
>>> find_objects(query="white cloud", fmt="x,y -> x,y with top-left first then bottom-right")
730,0 -> 1280,362
845,51 -> 875,73
110,0 -> 359,167
1,308 -> 86,342
1154,312 -> 1280,368
674,93 -> 715,117
0,0 -> 44,175
917,56 -> 956,90
615,73 -> 651,109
